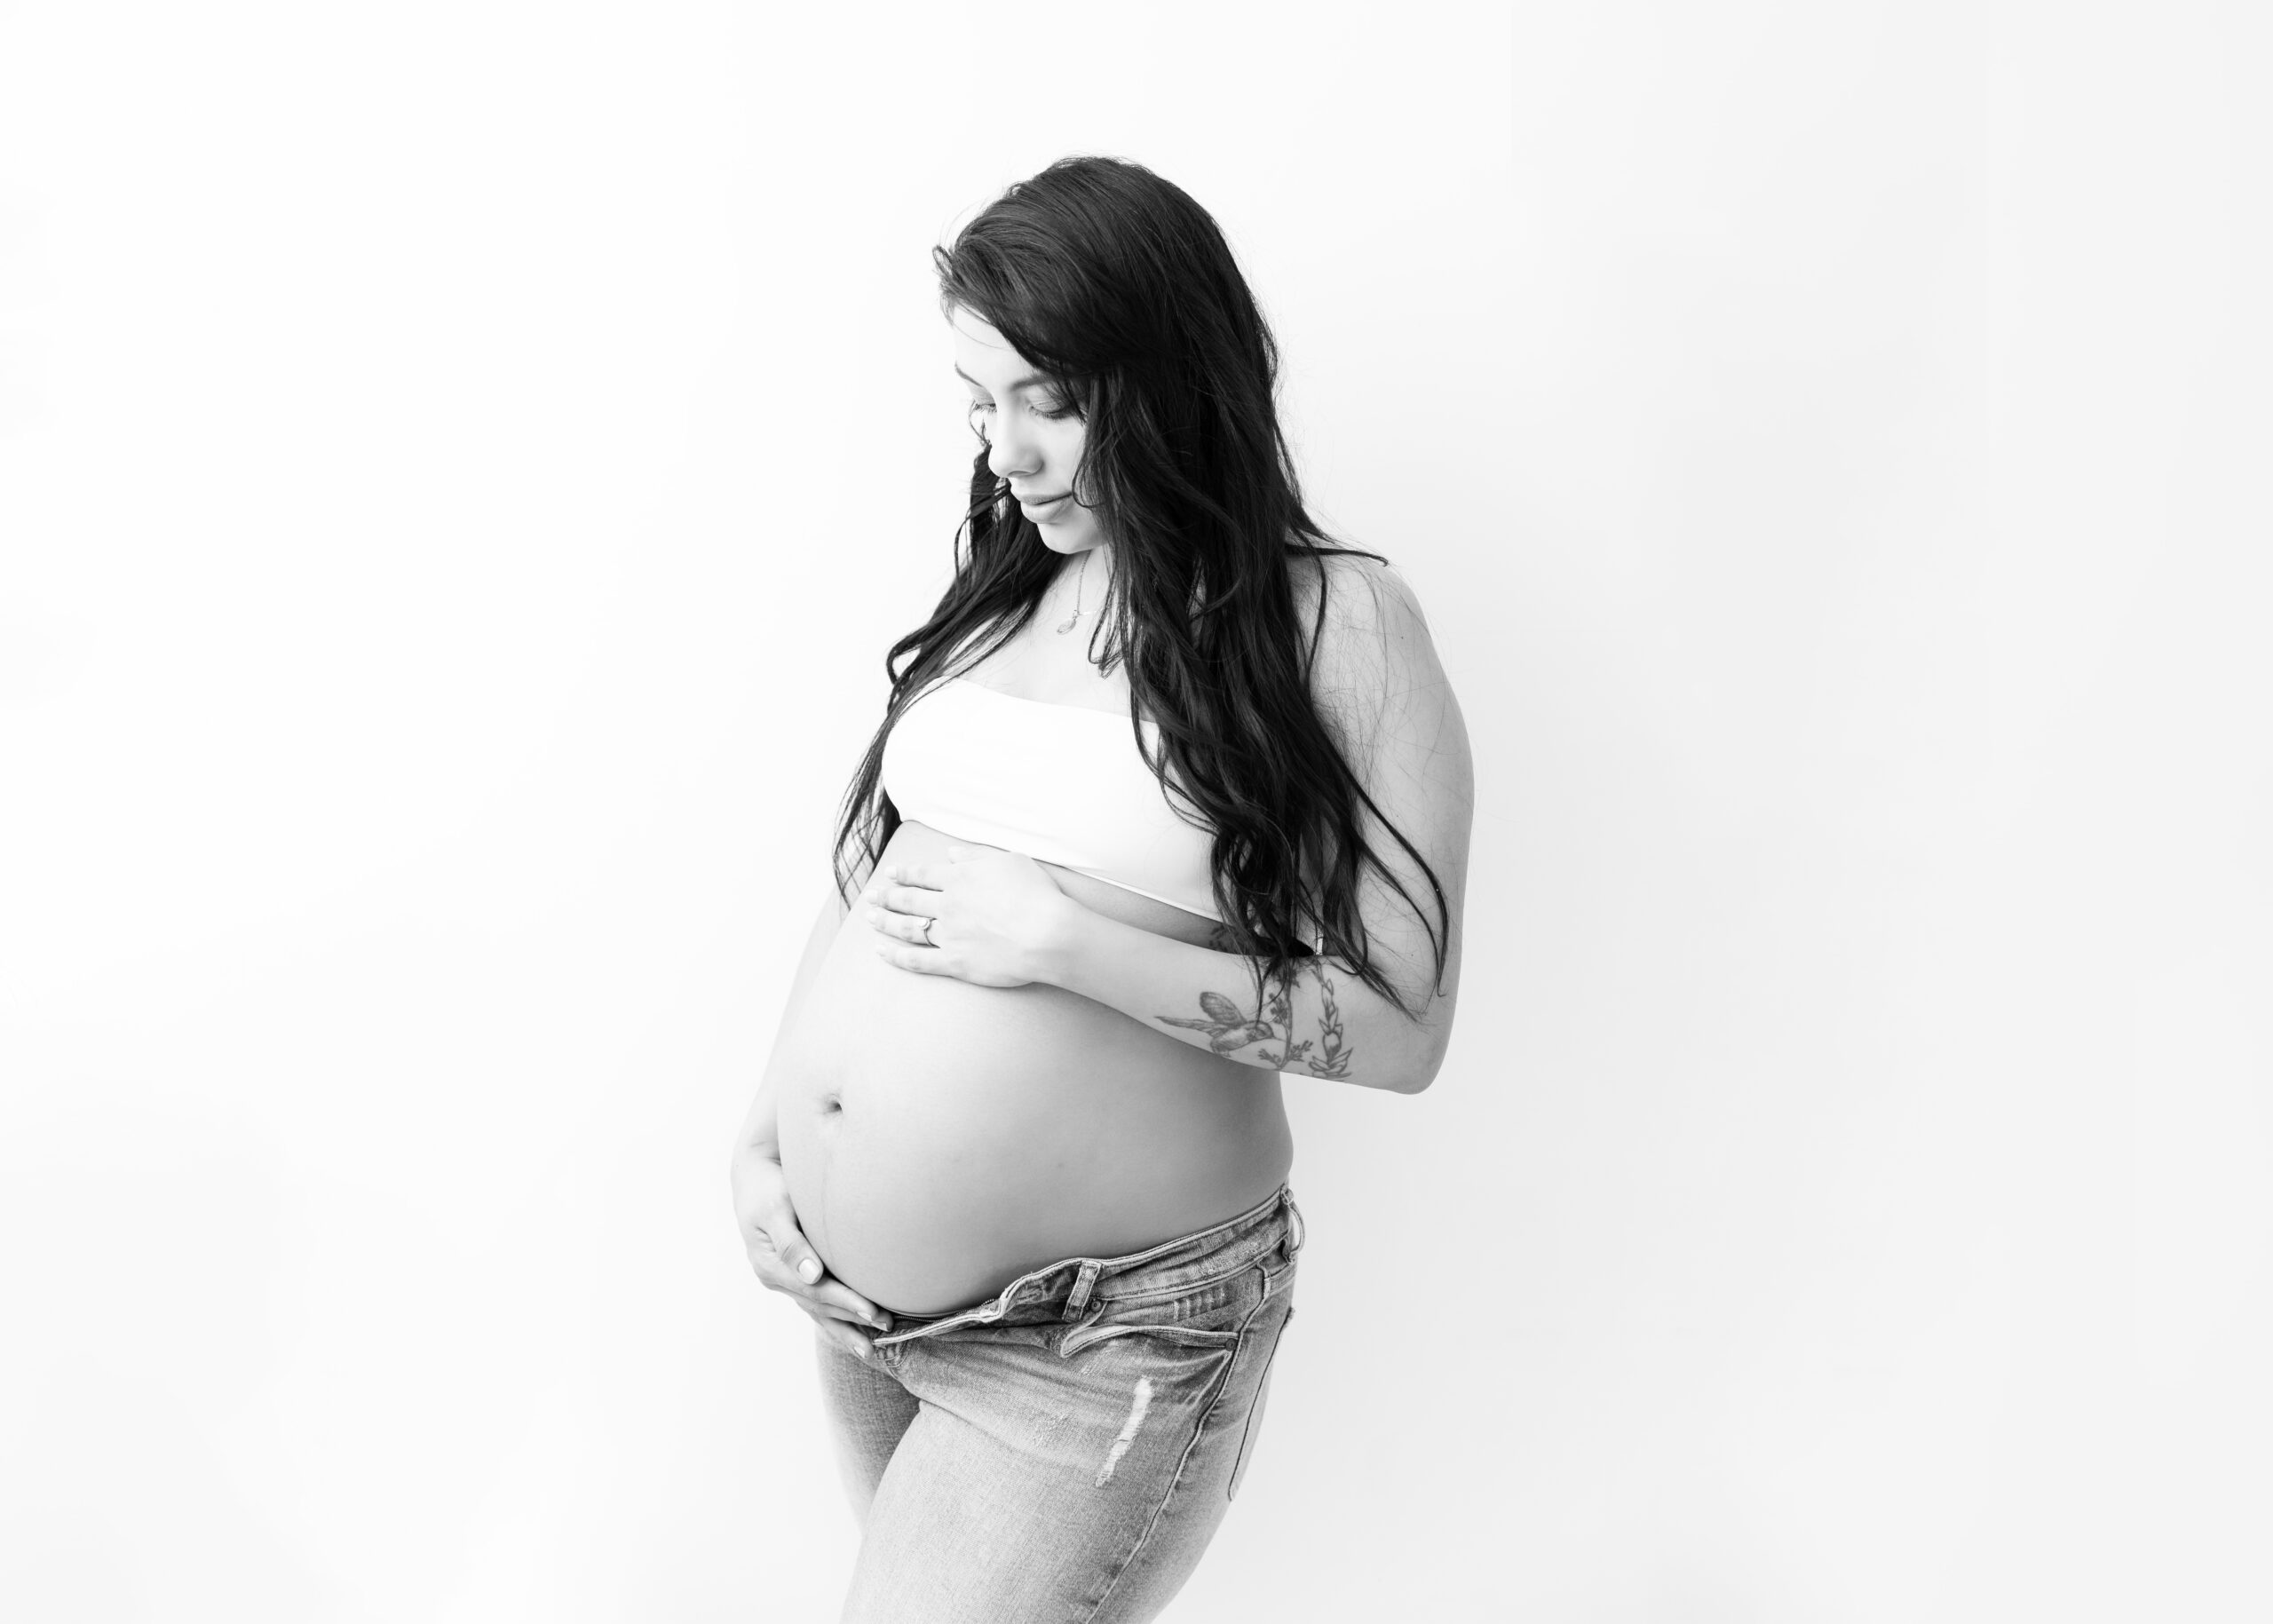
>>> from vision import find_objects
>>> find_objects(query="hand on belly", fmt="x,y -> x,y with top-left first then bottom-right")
771,825 -> 1292,1315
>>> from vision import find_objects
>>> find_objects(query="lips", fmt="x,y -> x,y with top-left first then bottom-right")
1015,491 -> 1070,508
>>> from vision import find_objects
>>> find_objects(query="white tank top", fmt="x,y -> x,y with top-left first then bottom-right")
881,677 -> 1223,922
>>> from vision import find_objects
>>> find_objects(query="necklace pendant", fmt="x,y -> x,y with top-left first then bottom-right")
1056,551 -> 1092,635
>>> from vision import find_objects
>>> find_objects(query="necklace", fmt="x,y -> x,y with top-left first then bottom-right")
1054,550 -> 1094,635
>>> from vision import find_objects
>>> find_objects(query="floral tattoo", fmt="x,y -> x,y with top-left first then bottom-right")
1157,957 -> 1355,1080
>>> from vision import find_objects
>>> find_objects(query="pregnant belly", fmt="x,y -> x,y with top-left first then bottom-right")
772,823 -> 1293,1316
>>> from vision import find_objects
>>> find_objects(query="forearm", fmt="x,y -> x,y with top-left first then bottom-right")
1038,906 -> 1448,1094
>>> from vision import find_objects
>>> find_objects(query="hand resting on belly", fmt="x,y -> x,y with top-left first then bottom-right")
771,821 -> 1294,1316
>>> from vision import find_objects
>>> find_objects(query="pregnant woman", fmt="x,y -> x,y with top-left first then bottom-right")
729,155 -> 1472,1622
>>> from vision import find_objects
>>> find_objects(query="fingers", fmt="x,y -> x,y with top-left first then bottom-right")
857,880 -> 946,953
811,1279 -> 893,1333
864,901 -> 937,946
883,861 -> 950,890
799,1301 -> 880,1363
756,1204 -> 828,1287
875,940 -> 951,975
741,1200 -> 896,1327
867,882 -> 940,917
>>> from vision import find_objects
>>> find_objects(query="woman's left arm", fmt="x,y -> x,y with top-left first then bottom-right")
868,558 -> 1473,1095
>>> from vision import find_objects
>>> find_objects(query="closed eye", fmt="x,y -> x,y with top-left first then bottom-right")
966,398 -> 1081,423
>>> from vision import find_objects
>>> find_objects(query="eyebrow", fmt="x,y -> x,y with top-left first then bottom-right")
954,364 -> 1057,395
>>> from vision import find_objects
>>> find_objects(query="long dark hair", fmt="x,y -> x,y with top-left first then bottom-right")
833,155 -> 1447,1013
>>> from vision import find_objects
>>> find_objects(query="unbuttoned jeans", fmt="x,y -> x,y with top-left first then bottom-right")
817,1186 -> 1303,1623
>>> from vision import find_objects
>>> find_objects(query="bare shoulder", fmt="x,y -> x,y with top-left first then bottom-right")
1290,545 -> 1427,623
1290,548 -> 1444,700
1286,549 -> 1464,792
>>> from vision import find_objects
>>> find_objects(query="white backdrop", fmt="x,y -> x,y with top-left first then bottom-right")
4,3 -> 2267,1620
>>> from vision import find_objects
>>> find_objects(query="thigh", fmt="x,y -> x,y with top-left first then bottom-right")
843,1271 -> 1295,1624
817,1334 -> 922,1525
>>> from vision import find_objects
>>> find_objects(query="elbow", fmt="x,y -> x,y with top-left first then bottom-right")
1390,1057 -> 1442,1096
1410,1016 -> 1455,1092
1377,1028 -> 1449,1096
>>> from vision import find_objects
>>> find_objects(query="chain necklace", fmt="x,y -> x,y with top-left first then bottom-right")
1054,550 -> 1094,635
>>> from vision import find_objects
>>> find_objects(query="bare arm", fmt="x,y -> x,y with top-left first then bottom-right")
1052,559 -> 1469,1090
866,555 -> 1473,1093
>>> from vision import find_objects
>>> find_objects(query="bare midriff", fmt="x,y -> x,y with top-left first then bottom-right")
773,820 -> 1294,1317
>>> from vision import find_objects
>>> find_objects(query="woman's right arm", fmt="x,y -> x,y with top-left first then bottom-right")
730,881 -> 891,1357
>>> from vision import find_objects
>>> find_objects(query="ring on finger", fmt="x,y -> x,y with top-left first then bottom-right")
917,915 -> 936,947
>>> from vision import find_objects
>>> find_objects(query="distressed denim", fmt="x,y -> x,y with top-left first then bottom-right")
816,1186 -> 1303,1624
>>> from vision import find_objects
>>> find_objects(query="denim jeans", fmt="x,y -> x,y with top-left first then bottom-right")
816,1185 -> 1303,1623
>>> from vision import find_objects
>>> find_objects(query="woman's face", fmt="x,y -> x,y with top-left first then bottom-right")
950,306 -> 1103,556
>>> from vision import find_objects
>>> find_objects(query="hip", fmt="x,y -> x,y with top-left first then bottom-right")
820,1188 -> 1304,1617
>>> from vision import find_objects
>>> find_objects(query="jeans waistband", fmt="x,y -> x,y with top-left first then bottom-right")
874,1185 -> 1303,1348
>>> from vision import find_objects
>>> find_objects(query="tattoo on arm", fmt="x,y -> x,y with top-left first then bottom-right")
1156,960 -> 1355,1079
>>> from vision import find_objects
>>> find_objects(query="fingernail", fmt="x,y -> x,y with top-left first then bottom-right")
851,1342 -> 869,1360
796,1257 -> 820,1283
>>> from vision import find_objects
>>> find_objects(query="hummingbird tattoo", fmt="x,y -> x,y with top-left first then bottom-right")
1156,963 -> 1354,1077
1158,990 -> 1279,1054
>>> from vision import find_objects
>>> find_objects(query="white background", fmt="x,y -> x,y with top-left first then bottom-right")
4,3 -> 2267,1620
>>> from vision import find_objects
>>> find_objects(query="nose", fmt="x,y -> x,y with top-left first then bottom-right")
985,415 -> 1039,483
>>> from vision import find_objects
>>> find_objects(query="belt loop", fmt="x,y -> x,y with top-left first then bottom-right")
1283,1189 -> 1306,1256
1064,1260 -> 1103,1320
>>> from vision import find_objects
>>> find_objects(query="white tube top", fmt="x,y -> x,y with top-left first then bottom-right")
881,677 -> 1223,922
